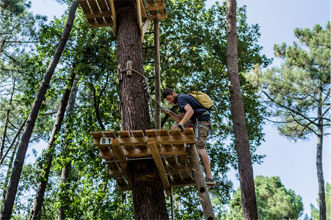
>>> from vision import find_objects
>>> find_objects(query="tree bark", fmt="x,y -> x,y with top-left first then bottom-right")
0,118 -> 26,166
29,70 -> 76,220
317,88 -> 326,220
115,1 -> 168,219
226,0 -> 258,219
1,137 -> 19,206
57,77 -> 79,220
0,2 -> 79,219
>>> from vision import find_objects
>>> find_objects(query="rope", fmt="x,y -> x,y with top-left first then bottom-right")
185,147 -> 195,180
119,67 -> 159,131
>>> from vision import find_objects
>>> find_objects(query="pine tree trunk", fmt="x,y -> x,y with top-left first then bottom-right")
115,1 -> 168,219
29,70 -> 76,220
1,138 -> 19,206
57,77 -> 79,220
0,77 -> 15,160
317,88 -> 326,220
0,118 -> 26,166
226,0 -> 258,219
0,3 -> 78,218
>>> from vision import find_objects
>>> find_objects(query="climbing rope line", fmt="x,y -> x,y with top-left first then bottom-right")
119,67 -> 160,130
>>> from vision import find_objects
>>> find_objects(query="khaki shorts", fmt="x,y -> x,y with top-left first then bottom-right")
183,120 -> 211,149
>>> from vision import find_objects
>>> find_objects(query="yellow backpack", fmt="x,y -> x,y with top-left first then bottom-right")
188,91 -> 214,110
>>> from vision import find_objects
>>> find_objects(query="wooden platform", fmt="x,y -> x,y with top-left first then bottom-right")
79,0 -> 167,36
91,128 -> 196,195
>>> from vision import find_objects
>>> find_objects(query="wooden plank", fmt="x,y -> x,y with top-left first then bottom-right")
147,138 -> 171,196
187,144 -> 215,219
118,130 -> 130,138
166,163 -> 192,173
85,10 -> 112,19
171,129 -> 190,180
118,131 -> 134,150
155,0 -> 166,18
183,127 -> 194,135
145,129 -> 160,149
104,131 -> 116,138
153,13 -> 167,20
145,2 -> 165,11
140,0 -> 147,18
107,0 -> 116,35
132,130 -> 148,149
97,146 -> 109,151
93,135 -> 196,147
136,0 -> 143,41
172,179 -> 196,188
154,18 -> 161,130
87,0 -> 99,12
109,168 -> 123,177
91,131 -> 103,139
104,15 -> 113,25
111,139 -> 133,186
97,0 -> 109,12
99,147 -> 186,159
79,0 -> 98,25
118,183 -> 131,191
106,159 -> 118,170
157,129 -> 181,180
141,16 -> 153,42
145,0 -> 157,16
90,21 -> 113,28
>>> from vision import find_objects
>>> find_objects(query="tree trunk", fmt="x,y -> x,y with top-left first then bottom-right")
226,0 -> 258,219
29,70 -> 76,220
115,1 -> 168,219
0,2 -> 79,218
0,77 -> 15,160
57,77 -> 79,220
317,88 -> 326,220
1,137 -> 19,207
0,118 -> 26,166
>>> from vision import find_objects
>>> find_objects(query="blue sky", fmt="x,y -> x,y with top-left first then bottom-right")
28,0 -> 330,218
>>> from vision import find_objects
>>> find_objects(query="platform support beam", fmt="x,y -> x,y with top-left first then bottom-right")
187,144 -> 215,220
147,138 -> 171,196
154,18 -> 161,129
111,139 -> 132,186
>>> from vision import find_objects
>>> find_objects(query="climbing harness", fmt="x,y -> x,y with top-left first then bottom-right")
193,112 -> 211,138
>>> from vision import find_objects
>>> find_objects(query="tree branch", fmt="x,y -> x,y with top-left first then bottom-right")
262,90 -> 318,126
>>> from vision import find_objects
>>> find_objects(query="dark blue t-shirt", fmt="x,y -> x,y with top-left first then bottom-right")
177,94 -> 210,121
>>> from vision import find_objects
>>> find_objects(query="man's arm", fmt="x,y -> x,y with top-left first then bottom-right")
162,109 -> 182,122
179,104 -> 194,126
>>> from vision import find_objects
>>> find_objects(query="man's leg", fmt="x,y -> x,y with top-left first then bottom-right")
197,148 -> 212,179
196,121 -> 213,181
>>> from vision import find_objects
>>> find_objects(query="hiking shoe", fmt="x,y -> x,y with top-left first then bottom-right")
205,178 -> 215,186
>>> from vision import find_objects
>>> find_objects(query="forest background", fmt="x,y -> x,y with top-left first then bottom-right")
2,0 -> 330,218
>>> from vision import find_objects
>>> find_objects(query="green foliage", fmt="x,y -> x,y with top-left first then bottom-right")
226,176 -> 304,219
2,0 -> 271,218
311,182 -> 331,220
247,22 -> 330,140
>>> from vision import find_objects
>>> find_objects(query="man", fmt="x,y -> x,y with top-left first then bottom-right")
162,88 -> 215,186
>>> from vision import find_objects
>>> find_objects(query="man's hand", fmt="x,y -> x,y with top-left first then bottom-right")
162,108 -> 171,114
177,124 -> 183,132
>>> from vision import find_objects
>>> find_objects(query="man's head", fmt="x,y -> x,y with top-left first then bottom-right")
162,88 -> 178,104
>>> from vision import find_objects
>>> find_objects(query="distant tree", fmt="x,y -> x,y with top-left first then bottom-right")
311,182 -> 330,220
227,176 -> 304,219
248,22 -> 330,220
